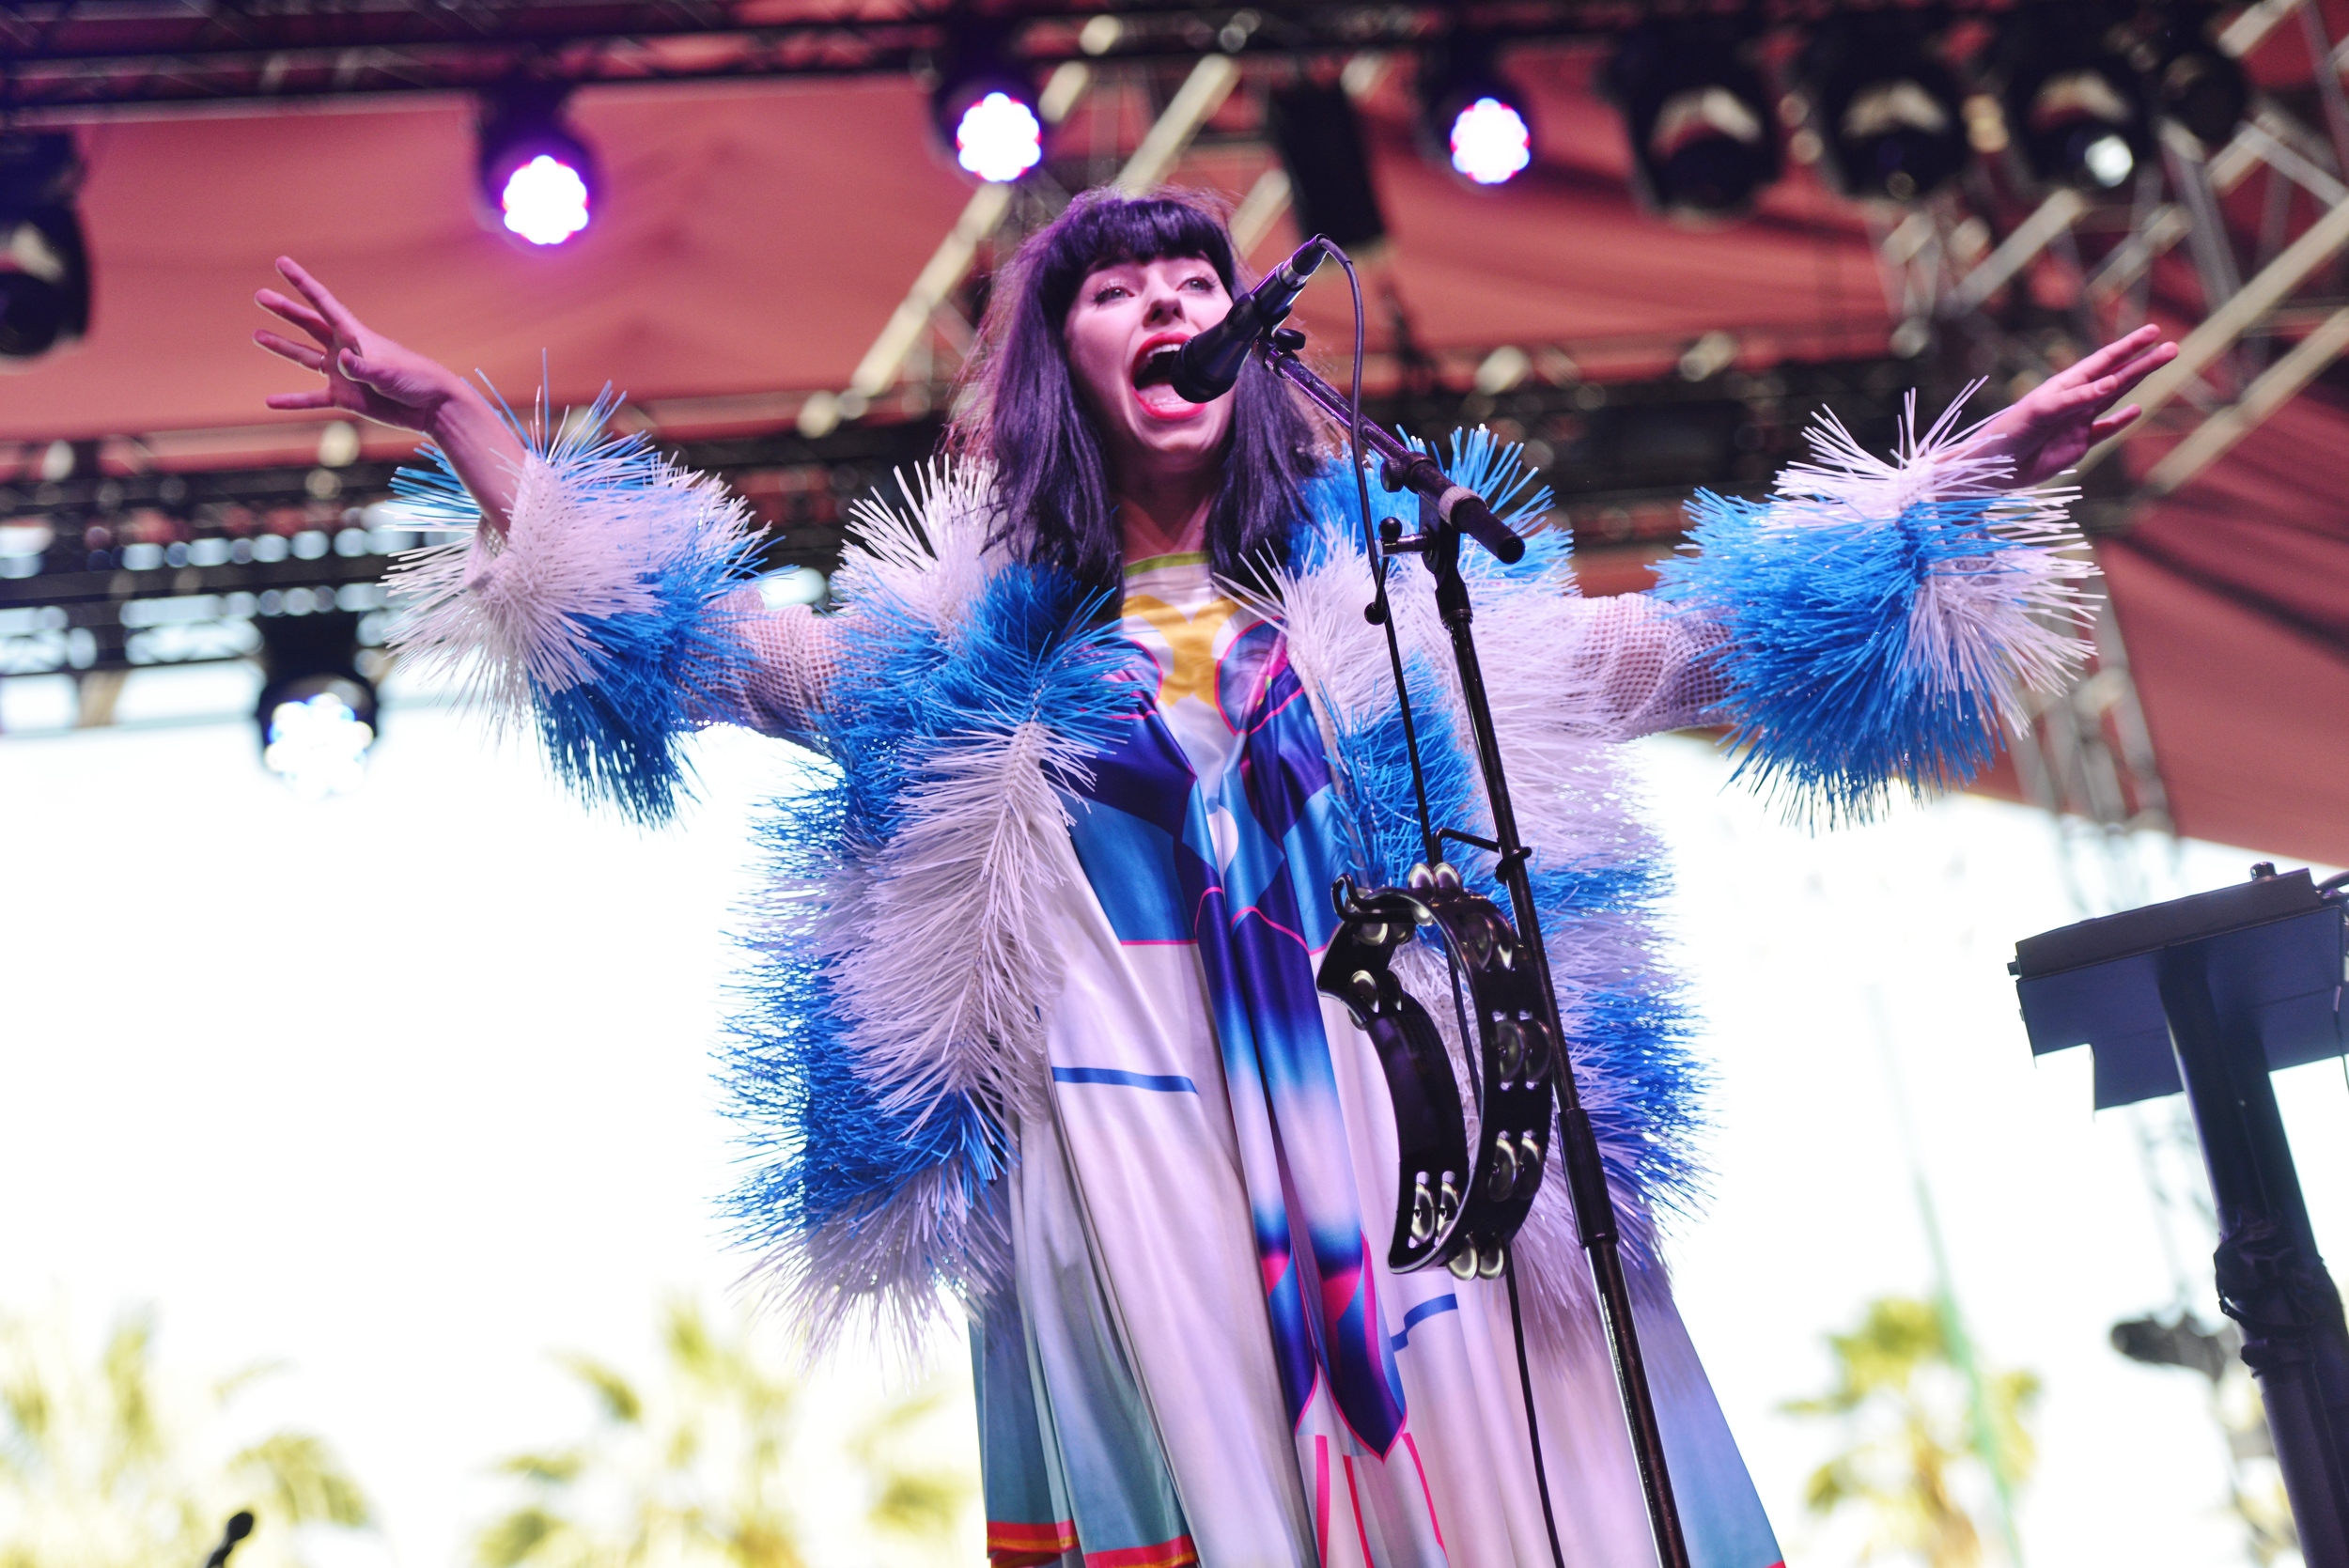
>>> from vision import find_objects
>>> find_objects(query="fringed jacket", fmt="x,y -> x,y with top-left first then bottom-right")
388,402 -> 2087,1348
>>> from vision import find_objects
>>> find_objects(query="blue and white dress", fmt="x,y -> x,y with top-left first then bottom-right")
389,410 -> 2087,1568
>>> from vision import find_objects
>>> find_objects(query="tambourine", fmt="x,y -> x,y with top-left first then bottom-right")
1317,863 -> 1556,1281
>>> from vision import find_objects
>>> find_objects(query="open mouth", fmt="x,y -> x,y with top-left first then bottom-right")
1131,334 -> 1187,388
1129,333 -> 1198,417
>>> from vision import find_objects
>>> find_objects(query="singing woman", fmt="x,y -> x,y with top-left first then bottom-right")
254,188 -> 2171,1568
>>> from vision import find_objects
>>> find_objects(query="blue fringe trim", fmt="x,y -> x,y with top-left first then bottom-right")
825,564 -> 1137,849
723,556 -> 1137,1254
721,764 -> 1009,1265
394,394 -> 764,827
1651,489 -> 2025,826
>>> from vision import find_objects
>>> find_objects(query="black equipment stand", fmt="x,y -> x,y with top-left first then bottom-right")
2013,866 -> 2349,1567
1263,334 -> 1694,1568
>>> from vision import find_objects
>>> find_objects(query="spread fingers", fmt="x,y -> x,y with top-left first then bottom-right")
253,328 -> 327,371
273,256 -> 366,340
255,287 -> 334,347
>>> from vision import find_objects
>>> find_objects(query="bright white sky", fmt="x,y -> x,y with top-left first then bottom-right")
2,662 -> 2343,1568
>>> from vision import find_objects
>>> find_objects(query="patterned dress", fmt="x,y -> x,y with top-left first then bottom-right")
972,551 -> 1777,1567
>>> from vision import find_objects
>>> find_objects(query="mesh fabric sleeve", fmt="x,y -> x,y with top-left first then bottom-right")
1565,591 -> 1735,739
707,590 -> 843,743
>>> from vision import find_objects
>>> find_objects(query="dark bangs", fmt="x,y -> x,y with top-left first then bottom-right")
1027,194 -> 1238,328
956,189 -> 1321,596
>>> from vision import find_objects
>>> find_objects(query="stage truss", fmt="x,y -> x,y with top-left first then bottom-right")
4,0 -> 2344,874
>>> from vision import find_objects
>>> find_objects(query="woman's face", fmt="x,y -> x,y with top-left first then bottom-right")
1062,253 -> 1237,484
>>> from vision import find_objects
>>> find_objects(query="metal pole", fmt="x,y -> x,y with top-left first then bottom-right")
2157,942 -> 2349,1568
1422,521 -> 1691,1568
1262,341 -> 1691,1568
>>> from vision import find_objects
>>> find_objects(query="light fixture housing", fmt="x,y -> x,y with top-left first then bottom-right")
255,613 -> 378,800
1795,15 -> 1970,204
477,85 -> 599,247
1606,20 -> 1781,220
1995,12 -> 2155,193
1268,79 -> 1391,255
0,132 -> 91,361
931,23 -> 1044,184
2153,4 -> 2250,151
1421,36 -> 1536,187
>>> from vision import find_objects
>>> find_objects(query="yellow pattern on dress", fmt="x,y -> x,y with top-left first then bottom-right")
1124,592 -> 1242,708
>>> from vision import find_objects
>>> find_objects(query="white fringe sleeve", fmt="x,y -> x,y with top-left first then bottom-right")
386,414 -> 814,822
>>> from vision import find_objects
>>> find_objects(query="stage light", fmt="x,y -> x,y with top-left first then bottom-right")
2153,5 -> 2249,151
501,156 -> 589,245
263,681 -> 376,800
1795,17 -> 1970,203
0,132 -> 91,361
1268,80 -> 1390,254
1607,21 -> 1781,219
1449,100 -> 1532,185
477,85 -> 599,247
256,613 -> 377,800
931,23 -> 1044,185
954,90 -> 1044,182
1421,36 -> 1535,187
1996,15 -> 2153,192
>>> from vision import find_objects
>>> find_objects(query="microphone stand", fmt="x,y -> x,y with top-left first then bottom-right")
201,1511 -> 255,1568
1261,331 -> 1695,1568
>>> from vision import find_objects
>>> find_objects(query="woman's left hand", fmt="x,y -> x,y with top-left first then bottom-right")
1962,324 -> 2180,489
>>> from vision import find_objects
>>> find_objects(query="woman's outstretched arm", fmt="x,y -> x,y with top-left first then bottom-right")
254,258 -> 840,820
1611,326 -> 2177,821
254,256 -> 528,532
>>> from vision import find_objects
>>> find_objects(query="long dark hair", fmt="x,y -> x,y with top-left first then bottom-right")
955,189 -> 1322,593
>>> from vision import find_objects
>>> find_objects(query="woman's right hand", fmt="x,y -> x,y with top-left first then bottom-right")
254,256 -> 526,531
254,256 -> 464,434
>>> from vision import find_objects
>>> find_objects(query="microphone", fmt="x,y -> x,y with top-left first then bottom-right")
1169,236 -> 1331,404
204,1512 -> 256,1568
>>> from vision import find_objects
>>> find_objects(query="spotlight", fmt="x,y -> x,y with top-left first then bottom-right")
263,681 -> 375,800
1268,80 -> 1390,254
953,91 -> 1044,182
477,85 -> 599,247
0,132 -> 91,362
1795,16 -> 1970,203
1421,36 -> 1536,187
256,613 -> 377,800
2152,4 -> 2249,151
931,25 -> 1044,184
1996,13 -> 2154,192
1607,20 -> 1781,219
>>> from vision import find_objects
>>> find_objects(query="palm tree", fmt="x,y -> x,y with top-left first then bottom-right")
474,1296 -> 969,1568
1782,1296 -> 2041,1568
0,1302 -> 370,1568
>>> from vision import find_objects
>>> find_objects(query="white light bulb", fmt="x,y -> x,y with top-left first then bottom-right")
2083,133 -> 2134,189
956,92 -> 1044,183
265,691 -> 375,800
501,155 -> 592,246
1451,97 -> 1533,186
